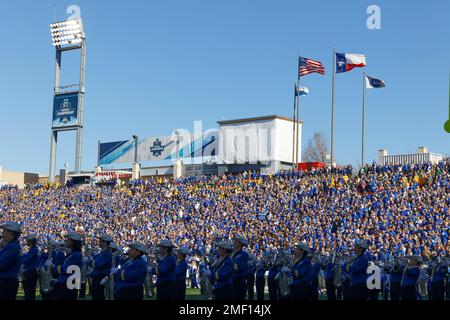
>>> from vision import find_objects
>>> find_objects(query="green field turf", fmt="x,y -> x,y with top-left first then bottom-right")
15,285 -> 429,300
16,285 -> 277,300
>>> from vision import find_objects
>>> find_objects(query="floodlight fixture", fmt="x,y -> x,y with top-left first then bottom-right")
50,18 -> 85,47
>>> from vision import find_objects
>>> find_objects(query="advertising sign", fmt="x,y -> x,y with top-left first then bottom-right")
98,131 -> 218,165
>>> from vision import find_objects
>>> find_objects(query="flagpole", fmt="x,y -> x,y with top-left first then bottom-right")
330,49 -> 335,168
292,82 -> 297,170
362,72 -> 366,167
296,55 -> 301,169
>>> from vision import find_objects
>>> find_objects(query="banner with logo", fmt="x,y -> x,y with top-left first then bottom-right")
98,130 -> 218,165
52,93 -> 79,128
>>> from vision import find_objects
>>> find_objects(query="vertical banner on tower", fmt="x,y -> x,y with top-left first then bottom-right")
52,92 -> 79,128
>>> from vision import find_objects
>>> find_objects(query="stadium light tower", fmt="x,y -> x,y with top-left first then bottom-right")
48,18 -> 86,182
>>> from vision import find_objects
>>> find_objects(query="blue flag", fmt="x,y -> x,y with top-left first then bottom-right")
295,85 -> 310,97
365,75 -> 386,89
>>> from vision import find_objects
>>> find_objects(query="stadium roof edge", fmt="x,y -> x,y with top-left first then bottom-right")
217,115 -> 303,125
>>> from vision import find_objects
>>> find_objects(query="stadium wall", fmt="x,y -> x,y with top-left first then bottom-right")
0,168 -> 39,188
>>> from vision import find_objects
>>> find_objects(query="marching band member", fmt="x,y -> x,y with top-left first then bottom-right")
310,251 -> 321,300
380,264 -> 389,300
112,242 -> 147,300
446,256 -> 450,300
349,240 -> 369,300
53,232 -> 83,300
0,221 -> 22,300
267,251 -> 280,300
429,257 -> 447,300
324,256 -> 336,300
232,235 -> 249,300
212,241 -> 234,300
255,256 -> 266,301
341,258 -> 351,300
246,254 -> 256,300
155,239 -> 176,300
400,256 -> 421,300
290,242 -> 313,300
38,240 -> 64,300
388,257 -> 404,300
89,234 -> 113,300
189,259 -> 199,289
21,233 -> 40,300
173,246 -> 189,300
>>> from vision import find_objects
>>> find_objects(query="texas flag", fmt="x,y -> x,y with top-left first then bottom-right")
335,53 -> 366,73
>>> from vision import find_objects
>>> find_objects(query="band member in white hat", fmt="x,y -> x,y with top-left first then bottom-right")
112,242 -> 147,300
212,241 -> 234,300
173,246 -> 189,300
232,235 -> 249,300
350,240 -> 369,300
155,239 -> 176,300
0,222 -> 22,300
290,242 -> 314,300
21,233 -> 39,300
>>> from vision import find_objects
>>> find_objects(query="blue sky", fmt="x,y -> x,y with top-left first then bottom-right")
0,0 -> 449,174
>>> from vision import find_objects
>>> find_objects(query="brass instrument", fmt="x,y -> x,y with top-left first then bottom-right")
275,250 -> 292,298
332,254 -> 354,288
200,252 -> 217,300
83,246 -> 99,288
333,255 -> 343,289
38,240 -> 65,295
104,251 -> 119,300
315,254 -> 327,291
144,246 -> 156,298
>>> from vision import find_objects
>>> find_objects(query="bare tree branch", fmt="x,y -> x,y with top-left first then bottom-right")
302,132 -> 328,162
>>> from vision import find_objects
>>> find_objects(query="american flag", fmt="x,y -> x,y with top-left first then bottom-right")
298,57 -> 325,77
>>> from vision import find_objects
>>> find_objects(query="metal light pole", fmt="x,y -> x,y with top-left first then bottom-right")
133,135 -> 139,164
48,18 -> 86,182
132,135 -> 140,180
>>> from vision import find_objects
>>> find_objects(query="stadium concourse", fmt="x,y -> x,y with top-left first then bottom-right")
1,161 -> 448,257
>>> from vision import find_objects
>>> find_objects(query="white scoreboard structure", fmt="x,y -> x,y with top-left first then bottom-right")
217,115 -> 302,174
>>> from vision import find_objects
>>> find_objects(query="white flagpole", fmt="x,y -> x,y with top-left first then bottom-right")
296,55 -> 301,169
292,82 -> 297,170
331,49 -> 336,167
362,72 -> 366,167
